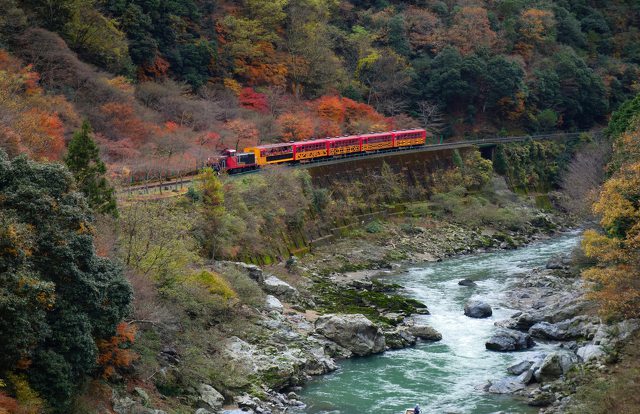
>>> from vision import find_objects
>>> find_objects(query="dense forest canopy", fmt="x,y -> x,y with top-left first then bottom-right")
0,0 -> 639,176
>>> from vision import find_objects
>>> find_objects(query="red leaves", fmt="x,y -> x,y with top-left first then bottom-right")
238,87 -> 268,113
96,322 -> 137,379
99,102 -> 157,143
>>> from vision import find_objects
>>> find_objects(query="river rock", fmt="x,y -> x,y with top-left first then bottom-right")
408,324 -> 443,341
464,300 -> 493,318
222,336 -> 307,389
529,315 -> 598,341
576,344 -> 605,362
487,376 -> 527,394
507,360 -> 533,375
384,327 -> 416,349
545,254 -> 571,270
497,312 -> 544,331
533,351 -> 578,383
263,275 -> 299,300
458,279 -> 477,287
198,384 -> 224,411
315,314 -> 385,356
265,295 -> 284,312
486,329 -> 534,352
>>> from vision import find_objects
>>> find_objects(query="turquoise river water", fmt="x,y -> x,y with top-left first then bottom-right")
295,232 -> 580,414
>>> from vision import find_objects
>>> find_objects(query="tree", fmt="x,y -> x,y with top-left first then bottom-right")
0,151 -> 131,412
277,112 -> 314,141
416,100 -> 444,135
64,120 -> 117,216
448,6 -> 498,55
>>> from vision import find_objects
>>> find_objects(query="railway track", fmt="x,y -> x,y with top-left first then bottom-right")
118,130 -> 596,195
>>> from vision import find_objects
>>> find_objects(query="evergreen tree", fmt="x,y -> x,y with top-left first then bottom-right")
64,120 -> 117,216
0,151 -> 131,412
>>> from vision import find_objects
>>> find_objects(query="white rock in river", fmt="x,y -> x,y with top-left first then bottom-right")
265,294 -> 284,312
315,314 -> 385,356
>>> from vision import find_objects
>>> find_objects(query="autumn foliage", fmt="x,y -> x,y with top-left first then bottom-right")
0,50 -> 76,160
96,322 -> 138,379
582,97 -> 640,317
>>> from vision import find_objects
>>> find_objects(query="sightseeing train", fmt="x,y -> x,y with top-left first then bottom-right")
209,129 -> 428,174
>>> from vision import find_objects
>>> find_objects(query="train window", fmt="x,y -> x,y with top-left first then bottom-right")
366,134 -> 392,143
330,139 -> 359,148
261,145 -> 293,157
299,142 -> 325,151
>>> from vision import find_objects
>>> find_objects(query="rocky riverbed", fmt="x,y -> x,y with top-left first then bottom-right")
480,253 -> 640,412
109,206 -> 640,414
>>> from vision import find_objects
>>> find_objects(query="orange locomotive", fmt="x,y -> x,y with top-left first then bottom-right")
209,129 -> 427,174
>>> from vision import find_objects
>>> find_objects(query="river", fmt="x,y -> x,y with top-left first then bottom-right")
295,232 -> 581,414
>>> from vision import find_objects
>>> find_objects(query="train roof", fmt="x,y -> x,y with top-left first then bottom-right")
246,129 -> 426,150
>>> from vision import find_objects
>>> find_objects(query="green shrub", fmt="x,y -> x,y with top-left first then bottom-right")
365,220 -> 384,233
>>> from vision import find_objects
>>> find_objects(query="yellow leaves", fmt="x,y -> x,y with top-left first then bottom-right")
188,270 -> 237,301
593,162 -> 640,236
583,106 -> 640,318
224,78 -> 243,95
582,229 -> 628,263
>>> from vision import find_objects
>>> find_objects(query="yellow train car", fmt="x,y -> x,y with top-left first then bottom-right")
394,129 -> 427,147
244,143 -> 294,166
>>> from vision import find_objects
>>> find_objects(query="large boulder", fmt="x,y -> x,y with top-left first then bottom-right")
263,275 -> 299,300
486,329 -> 535,352
408,324 -> 443,341
464,300 -> 493,318
198,384 -> 224,411
315,314 -> 386,356
576,344 -> 605,362
533,351 -> 578,383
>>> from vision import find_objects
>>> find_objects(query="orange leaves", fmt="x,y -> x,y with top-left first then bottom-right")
17,109 -> 65,161
315,96 -> 344,124
96,322 -> 137,379
448,7 -> 498,55
277,112 -> 314,141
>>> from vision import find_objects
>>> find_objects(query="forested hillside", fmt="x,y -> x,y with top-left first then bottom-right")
1,0 -> 639,178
